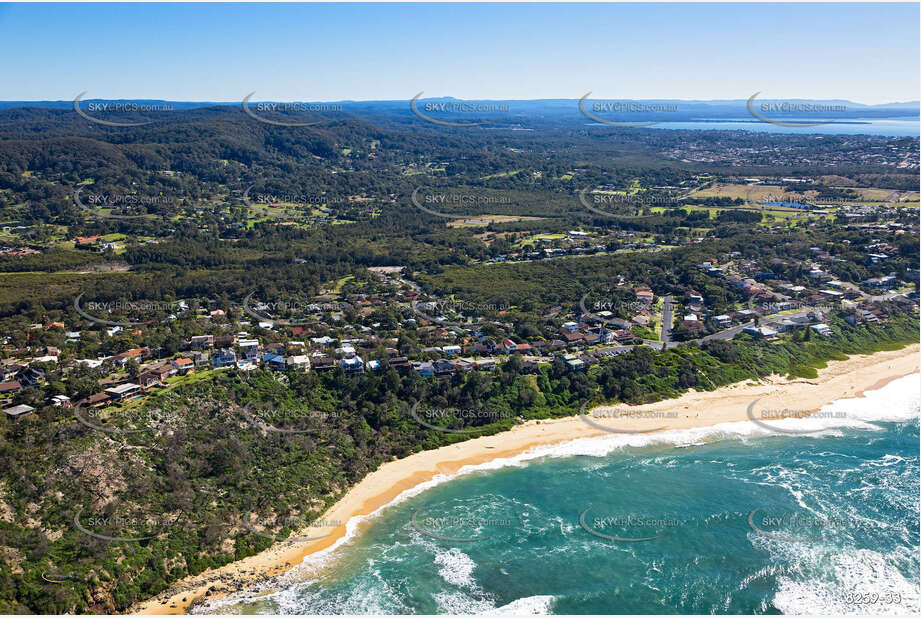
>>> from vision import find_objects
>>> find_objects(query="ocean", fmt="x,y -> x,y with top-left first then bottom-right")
200,373 -> 920,615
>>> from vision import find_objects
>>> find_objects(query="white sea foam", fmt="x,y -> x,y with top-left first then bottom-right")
434,547 -> 478,589
197,373 -> 920,614
295,373 -> 920,573
773,547 -> 921,615
485,595 -> 556,614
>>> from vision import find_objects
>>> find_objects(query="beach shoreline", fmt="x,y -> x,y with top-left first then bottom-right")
130,344 -> 920,615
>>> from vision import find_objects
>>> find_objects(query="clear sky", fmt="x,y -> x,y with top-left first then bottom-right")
0,2 -> 918,104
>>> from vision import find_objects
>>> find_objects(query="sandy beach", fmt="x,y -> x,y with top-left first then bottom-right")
131,344 -> 919,615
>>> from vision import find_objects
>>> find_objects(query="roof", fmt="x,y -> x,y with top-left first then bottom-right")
173,357 -> 193,366
0,381 -> 21,392
105,382 -> 141,395
4,404 -> 34,417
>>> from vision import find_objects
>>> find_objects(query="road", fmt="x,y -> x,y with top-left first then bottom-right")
660,295 -> 674,344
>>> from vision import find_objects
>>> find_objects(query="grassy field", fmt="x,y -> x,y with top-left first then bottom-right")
446,215 -> 545,228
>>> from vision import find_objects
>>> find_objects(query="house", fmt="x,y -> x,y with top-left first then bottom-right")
191,351 -> 210,367
520,360 -> 539,374
613,329 -> 635,343
263,353 -> 287,371
190,335 -> 214,349
112,348 -> 146,367
238,339 -> 261,361
562,331 -> 583,344
688,293 -> 703,304
712,315 -> 732,329
341,356 -> 365,375
286,355 -> 311,371
311,355 -> 336,370
862,275 -> 898,289
0,381 -> 21,395
82,392 -> 112,408
514,343 -> 532,354
442,345 -> 461,355
635,288 -> 654,304
151,364 -> 177,380
412,361 -> 434,377
288,341 -> 306,352
335,344 -> 357,358
213,335 -> 235,348
563,354 -> 585,371
632,314 -> 651,327
104,382 -> 143,402
171,357 -> 194,375
389,357 -> 411,374
743,325 -> 779,338
212,348 -> 237,368
18,367 -> 45,387
562,321 -> 579,332
75,235 -> 104,247
501,339 -> 518,354
474,358 -> 496,371
810,323 -> 833,337
733,309 -> 757,322
433,359 -> 457,375
4,404 -> 34,419
51,395 -> 72,407
264,342 -> 286,355
137,373 -> 161,389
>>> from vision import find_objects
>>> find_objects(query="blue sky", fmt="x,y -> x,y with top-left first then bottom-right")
0,3 -> 917,104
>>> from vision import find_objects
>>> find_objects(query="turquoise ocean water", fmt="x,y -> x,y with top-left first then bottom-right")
201,373 -> 920,615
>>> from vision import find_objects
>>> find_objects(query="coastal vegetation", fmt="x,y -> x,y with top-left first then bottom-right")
0,314 -> 916,613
